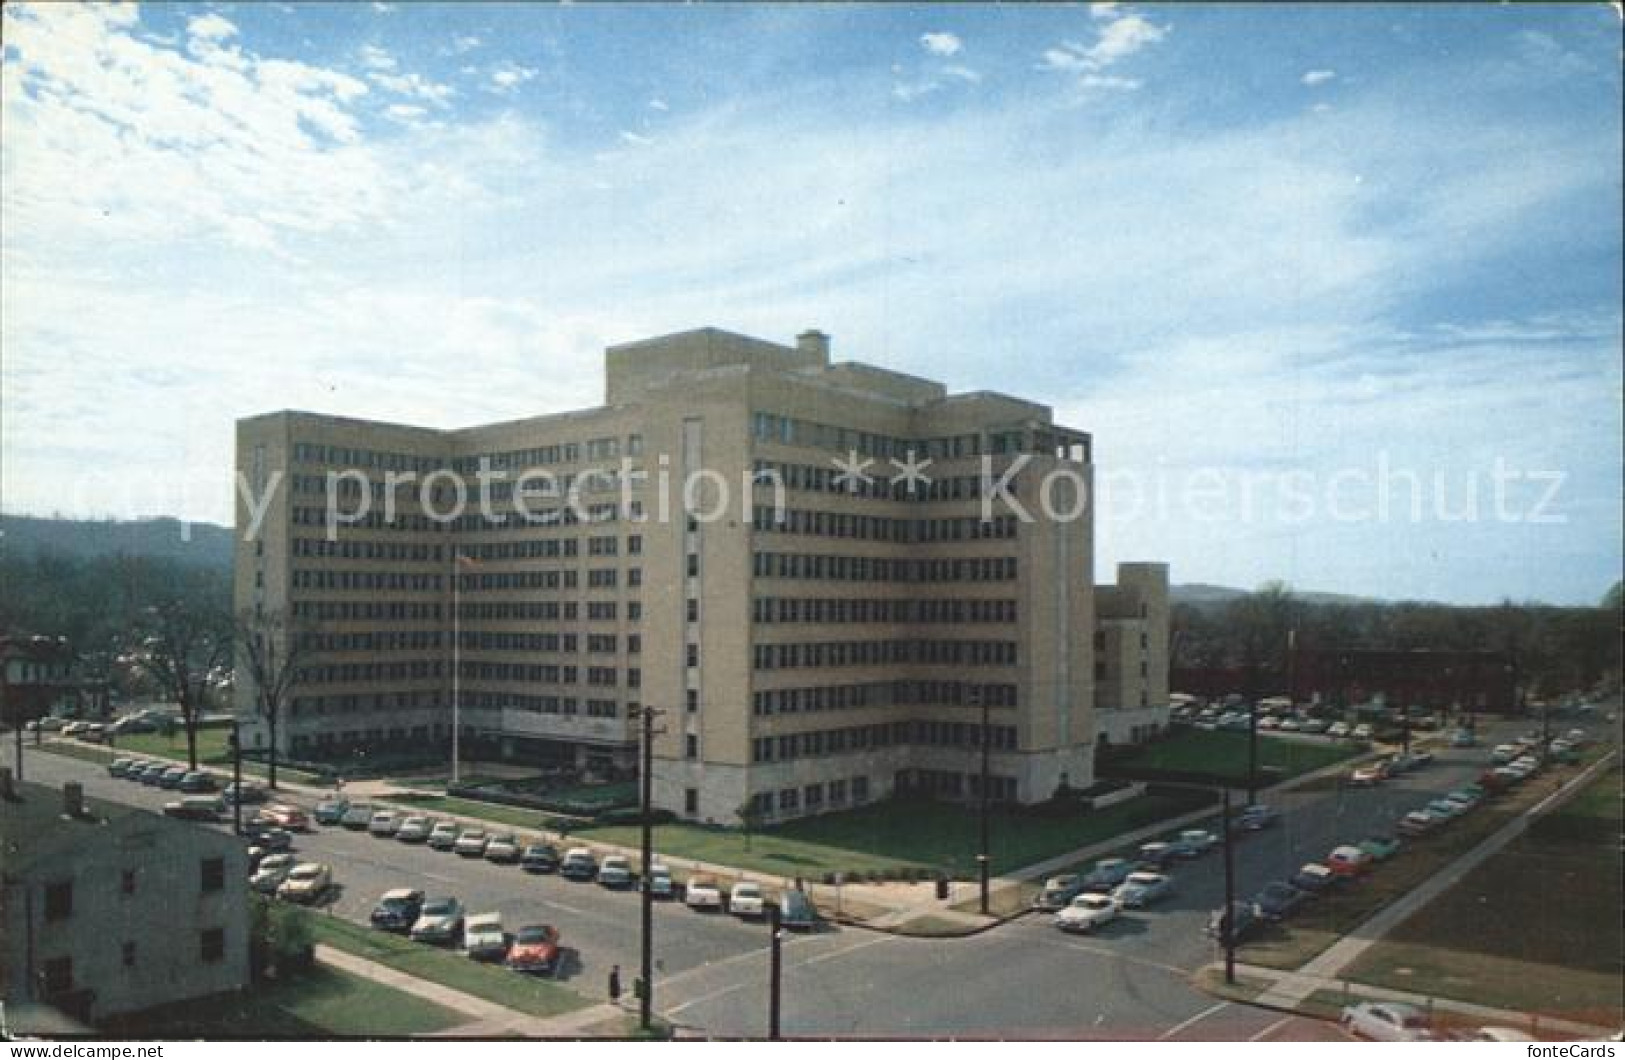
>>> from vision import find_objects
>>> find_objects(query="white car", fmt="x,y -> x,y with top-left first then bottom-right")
411,897 -> 465,943
1055,893 -> 1119,933
1111,872 -> 1174,909
685,877 -> 724,911
1341,1001 -> 1433,1041
276,862 -> 332,904
597,855 -> 634,889
250,853 -> 297,894
1328,722 -> 1351,738
1175,829 -> 1218,856
1352,723 -> 1373,739
463,912 -> 508,961
367,811 -> 400,837
729,881 -> 767,918
395,816 -> 433,843
454,829 -> 490,857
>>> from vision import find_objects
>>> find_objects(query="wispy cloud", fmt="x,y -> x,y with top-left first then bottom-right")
920,32 -> 962,57
1302,69 -> 1336,86
487,62 -> 539,94
1042,4 -> 1168,80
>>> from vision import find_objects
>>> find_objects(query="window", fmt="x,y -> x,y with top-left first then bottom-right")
686,598 -> 699,622
42,957 -> 73,996
686,554 -> 699,577
201,927 -> 226,963
686,689 -> 698,713
685,734 -> 699,760
44,881 -> 72,922
201,857 -> 225,893
628,535 -> 643,555
122,941 -> 137,968
686,644 -> 699,668
120,869 -> 136,896
684,788 -> 698,815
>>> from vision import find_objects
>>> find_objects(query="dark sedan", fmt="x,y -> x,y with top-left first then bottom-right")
1253,881 -> 1310,920
370,888 -> 426,932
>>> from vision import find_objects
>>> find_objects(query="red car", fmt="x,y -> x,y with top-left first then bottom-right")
256,804 -> 311,831
504,924 -> 562,976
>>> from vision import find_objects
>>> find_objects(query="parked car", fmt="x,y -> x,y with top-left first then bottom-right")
1291,862 -> 1338,893
61,721 -> 89,737
259,804 -> 310,831
108,757 -> 137,778
685,876 -> 724,911
174,771 -> 216,793
1397,810 -> 1439,837
1253,881 -> 1310,920
1327,722 -> 1351,738
428,821 -> 462,851
1326,845 -> 1374,877
729,881 -> 767,918
1426,798 -> 1466,821
1352,723 -> 1373,740
410,897 -> 466,943
246,827 -> 293,853
250,853 -> 298,894
1080,858 -> 1133,893
463,913 -> 509,961
778,888 -> 820,930
1111,871 -> 1174,909
560,847 -> 598,880
314,795 -> 351,825
1234,804 -> 1280,831
1341,1001 -> 1434,1041
1055,893 -> 1119,933
485,833 -> 521,864
370,888 -> 425,931
1301,719 -> 1329,734
1349,763 -> 1387,786
1206,900 -> 1259,941
277,862 -> 332,904
1450,729 -> 1477,748
395,816 -> 434,843
454,829 -> 491,858
1136,842 -> 1176,871
1172,829 -> 1218,857
1443,788 -> 1482,812
1357,835 -> 1402,862
223,782 -> 268,805
505,925 -> 562,975
163,795 -> 224,822
598,855 -> 634,888
1033,874 -> 1085,911
137,762 -> 169,785
368,811 -> 402,838
1277,717 -> 1302,732
646,863 -> 675,899
340,803 -> 375,830
158,767 -> 189,789
1491,744 -> 1520,765
520,843 -> 561,873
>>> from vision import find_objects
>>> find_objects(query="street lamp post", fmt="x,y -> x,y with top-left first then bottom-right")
1221,785 -> 1237,984
632,704 -> 665,1032
1246,698 -> 1259,804
973,685 -> 990,915
768,901 -> 783,1040
230,720 -> 243,835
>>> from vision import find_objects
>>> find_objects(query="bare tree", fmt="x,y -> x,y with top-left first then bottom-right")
235,607 -> 311,789
135,599 -> 231,770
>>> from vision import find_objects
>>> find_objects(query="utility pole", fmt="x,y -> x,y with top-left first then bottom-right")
632,704 -> 665,1032
1246,698 -> 1259,804
230,720 -> 243,835
768,901 -> 783,1040
973,684 -> 991,915
1221,785 -> 1237,984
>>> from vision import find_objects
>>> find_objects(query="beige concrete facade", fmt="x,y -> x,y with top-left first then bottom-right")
1092,562 -> 1173,746
234,327 -> 1170,823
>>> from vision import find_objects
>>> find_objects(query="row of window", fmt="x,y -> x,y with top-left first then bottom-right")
752,459 -> 1009,503
751,506 -> 1020,542
294,660 -> 443,684
292,443 -> 442,474
752,639 -> 1017,670
292,570 -> 443,592
463,692 -> 630,718
750,719 -> 1019,763
751,680 -> 1019,716
300,631 -> 444,653
900,768 -> 1018,801
752,597 -> 1018,625
291,600 -> 444,622
747,775 -> 871,816
750,412 -> 1032,462
447,502 -> 633,529
752,552 -> 1018,583
455,631 -> 640,654
457,661 -> 640,688
44,857 -> 227,922
453,600 -> 643,622
291,690 -> 436,716
293,473 -> 459,505
447,435 -> 640,475
292,506 -> 447,533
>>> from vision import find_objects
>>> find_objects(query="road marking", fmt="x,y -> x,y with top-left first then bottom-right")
1025,932 -> 1189,977
1157,1001 -> 1228,1040
1249,1016 -> 1295,1041
546,901 -> 588,916
800,933 -> 894,966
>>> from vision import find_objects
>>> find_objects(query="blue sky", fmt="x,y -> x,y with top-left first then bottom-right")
2,2 -> 1620,605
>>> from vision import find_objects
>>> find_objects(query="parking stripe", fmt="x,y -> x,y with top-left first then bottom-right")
1249,1016 -> 1296,1041
1157,1001 -> 1229,1040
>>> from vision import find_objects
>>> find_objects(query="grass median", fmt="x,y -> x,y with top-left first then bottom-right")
1100,728 -> 1363,784
298,909 -> 593,1020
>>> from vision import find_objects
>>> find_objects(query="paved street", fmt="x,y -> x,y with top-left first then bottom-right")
13,714 -> 1559,1039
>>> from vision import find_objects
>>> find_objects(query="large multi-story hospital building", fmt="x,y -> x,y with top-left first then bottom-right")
235,327 -> 1169,823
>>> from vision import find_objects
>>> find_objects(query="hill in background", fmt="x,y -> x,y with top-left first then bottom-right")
0,513 -> 233,569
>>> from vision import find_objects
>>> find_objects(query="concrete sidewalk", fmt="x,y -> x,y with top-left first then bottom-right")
1253,750 -> 1619,1010
315,944 -> 624,1038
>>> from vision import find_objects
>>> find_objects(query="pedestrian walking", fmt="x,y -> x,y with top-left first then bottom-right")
608,964 -> 622,1003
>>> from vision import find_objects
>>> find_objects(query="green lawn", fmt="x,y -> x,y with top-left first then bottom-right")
1101,728 -> 1362,784
102,965 -> 463,1038
47,725 -> 329,785
385,793 -> 566,831
301,910 -> 593,1019
1342,763 -> 1623,1026
578,789 -> 1217,878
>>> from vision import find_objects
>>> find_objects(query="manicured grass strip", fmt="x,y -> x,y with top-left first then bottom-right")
386,793 -> 562,831
1342,764 -> 1623,1025
581,789 -> 1217,878
302,910 -> 592,1020
1101,728 -> 1362,783
1242,757 -> 1611,972
41,727 -> 328,785
103,965 -> 463,1038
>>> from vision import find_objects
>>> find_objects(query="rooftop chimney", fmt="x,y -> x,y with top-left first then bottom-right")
63,781 -> 84,819
796,329 -> 830,363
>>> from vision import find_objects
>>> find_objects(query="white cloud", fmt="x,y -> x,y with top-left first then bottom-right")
488,62 -> 539,94
1078,73 -> 1140,91
385,102 -> 428,123
369,70 -> 455,105
649,98 -> 669,111
1041,4 -> 1167,80
1089,3 -> 1120,18
450,35 -> 482,55
942,65 -> 982,83
359,43 -> 397,71
619,129 -> 652,145
187,13 -> 237,42
920,32 -> 962,57
1302,69 -> 1336,86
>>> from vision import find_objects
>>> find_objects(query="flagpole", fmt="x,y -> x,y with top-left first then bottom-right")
452,550 -> 461,786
